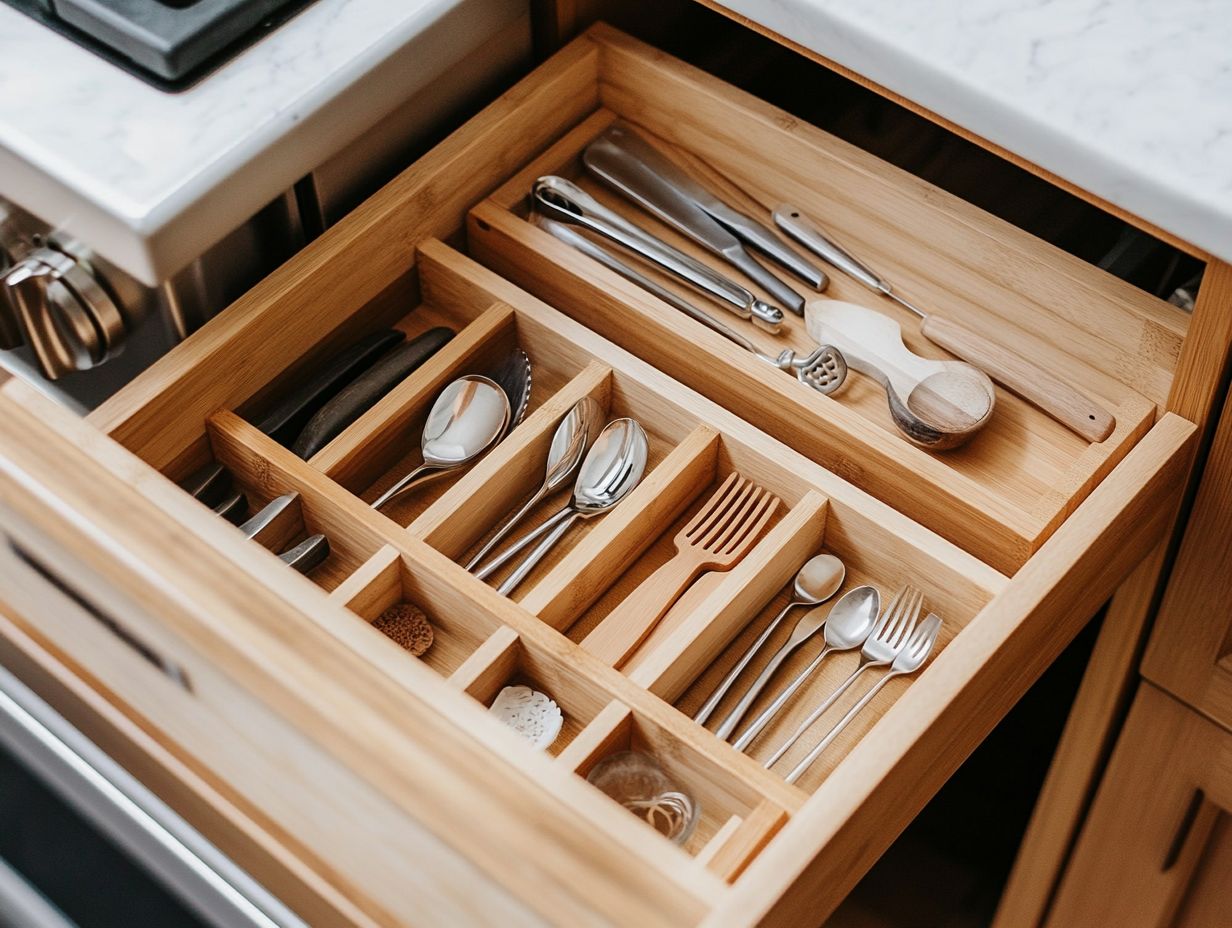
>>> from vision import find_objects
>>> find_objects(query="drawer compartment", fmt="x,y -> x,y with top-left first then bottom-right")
0,25 -> 1199,928
462,28 -> 1189,575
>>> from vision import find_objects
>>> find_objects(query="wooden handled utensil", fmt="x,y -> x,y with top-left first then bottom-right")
775,206 -> 1116,442
581,472 -> 780,668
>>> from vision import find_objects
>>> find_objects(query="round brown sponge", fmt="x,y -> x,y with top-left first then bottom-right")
373,603 -> 434,657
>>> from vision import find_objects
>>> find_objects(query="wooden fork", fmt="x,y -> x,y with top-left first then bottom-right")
581,472 -> 780,668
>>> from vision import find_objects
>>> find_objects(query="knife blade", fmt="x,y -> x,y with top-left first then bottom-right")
583,123 -> 824,314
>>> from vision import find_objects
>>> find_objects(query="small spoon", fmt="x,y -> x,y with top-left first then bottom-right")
465,397 -> 603,571
481,418 -> 648,594
728,585 -> 880,750
694,554 -> 845,726
372,375 -> 510,510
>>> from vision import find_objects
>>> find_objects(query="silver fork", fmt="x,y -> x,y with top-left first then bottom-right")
783,613 -> 942,785
762,586 -> 923,768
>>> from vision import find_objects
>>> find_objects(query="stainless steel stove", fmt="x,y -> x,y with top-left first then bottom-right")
1,0 -> 316,89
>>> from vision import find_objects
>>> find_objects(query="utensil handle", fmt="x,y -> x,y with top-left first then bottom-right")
919,315 -> 1115,442
464,483 -> 548,571
708,204 -> 828,291
784,672 -> 898,785
473,505 -> 572,581
533,177 -> 780,329
753,660 -> 872,759
717,639 -> 810,742
773,206 -> 887,294
371,463 -> 439,510
726,247 -> 806,316
694,601 -> 800,725
536,217 -> 761,356
580,553 -> 702,667
496,513 -> 578,595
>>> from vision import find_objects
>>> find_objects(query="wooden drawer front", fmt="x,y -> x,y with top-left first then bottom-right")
1142,375 -> 1232,730
1048,684 -> 1232,928
0,25 -> 1198,928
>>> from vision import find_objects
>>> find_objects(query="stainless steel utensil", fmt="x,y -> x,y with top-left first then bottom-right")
783,613 -> 941,784
532,176 -> 784,333
371,375 -> 511,510
533,216 -> 847,396
762,587 -> 924,766
238,492 -> 299,544
694,554 -> 845,725
719,581 -> 882,744
775,206 -> 1115,442
584,123 -> 823,313
488,418 -> 649,595
805,300 -> 995,450
212,492 -> 248,525
490,348 -> 532,432
465,396 -> 602,572
278,535 -> 330,574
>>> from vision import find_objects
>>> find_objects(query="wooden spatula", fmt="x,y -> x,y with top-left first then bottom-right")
581,472 -> 780,668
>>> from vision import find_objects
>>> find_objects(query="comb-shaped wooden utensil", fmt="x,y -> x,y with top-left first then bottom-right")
581,472 -> 780,668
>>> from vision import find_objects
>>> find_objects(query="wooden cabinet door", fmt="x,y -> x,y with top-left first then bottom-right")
1142,380 -> 1232,730
1047,683 -> 1232,927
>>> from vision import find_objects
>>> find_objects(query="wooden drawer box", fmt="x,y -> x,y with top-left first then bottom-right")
0,25 -> 1199,928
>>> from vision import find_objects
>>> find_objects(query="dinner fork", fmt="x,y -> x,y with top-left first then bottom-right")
762,586 -> 923,767
783,613 -> 942,784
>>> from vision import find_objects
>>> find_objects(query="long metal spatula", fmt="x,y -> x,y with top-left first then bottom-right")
774,206 -> 1116,442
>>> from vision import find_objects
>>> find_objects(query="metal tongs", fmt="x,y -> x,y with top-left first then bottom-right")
582,122 -> 828,315
532,176 -> 784,333
534,215 -> 847,397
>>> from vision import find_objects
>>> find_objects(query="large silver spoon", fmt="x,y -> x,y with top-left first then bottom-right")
486,418 -> 649,595
372,375 -> 510,511
726,585 -> 881,749
465,396 -> 603,571
694,554 -> 845,726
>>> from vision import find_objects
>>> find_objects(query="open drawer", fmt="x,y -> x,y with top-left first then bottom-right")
0,24 -> 1199,928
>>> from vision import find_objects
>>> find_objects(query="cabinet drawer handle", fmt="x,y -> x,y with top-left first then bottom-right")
8,540 -> 192,693
1162,788 -> 1205,871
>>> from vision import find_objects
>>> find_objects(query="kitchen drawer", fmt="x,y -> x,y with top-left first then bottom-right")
0,25 -> 1198,928
1141,361 -> 1232,732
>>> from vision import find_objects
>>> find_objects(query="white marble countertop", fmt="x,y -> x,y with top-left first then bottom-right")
719,0 -> 1232,263
0,0 -> 526,284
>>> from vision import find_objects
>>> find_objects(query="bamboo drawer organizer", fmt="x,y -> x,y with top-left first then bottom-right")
0,24 -> 1202,928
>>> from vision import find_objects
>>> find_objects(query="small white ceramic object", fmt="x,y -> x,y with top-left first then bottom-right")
488,685 -> 564,749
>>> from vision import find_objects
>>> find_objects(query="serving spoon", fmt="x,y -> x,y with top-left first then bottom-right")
466,396 -> 603,571
372,375 -> 510,511
481,418 -> 648,594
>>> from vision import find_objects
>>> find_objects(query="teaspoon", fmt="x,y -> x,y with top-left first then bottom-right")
372,375 -> 510,511
727,584 -> 880,749
486,418 -> 648,594
465,396 -> 603,571
694,554 -> 844,726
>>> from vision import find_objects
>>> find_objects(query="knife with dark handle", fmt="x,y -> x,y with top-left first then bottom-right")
290,327 -> 455,459
255,328 -> 406,446
583,123 -> 823,314
182,329 -> 406,503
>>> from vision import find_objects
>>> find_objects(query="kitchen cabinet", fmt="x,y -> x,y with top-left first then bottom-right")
0,11 -> 1228,928
1047,684 -> 1232,928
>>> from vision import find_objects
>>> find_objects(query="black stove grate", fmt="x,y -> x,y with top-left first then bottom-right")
3,0 -> 317,91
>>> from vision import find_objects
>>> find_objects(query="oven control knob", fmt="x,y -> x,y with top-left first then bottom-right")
2,245 -> 126,379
